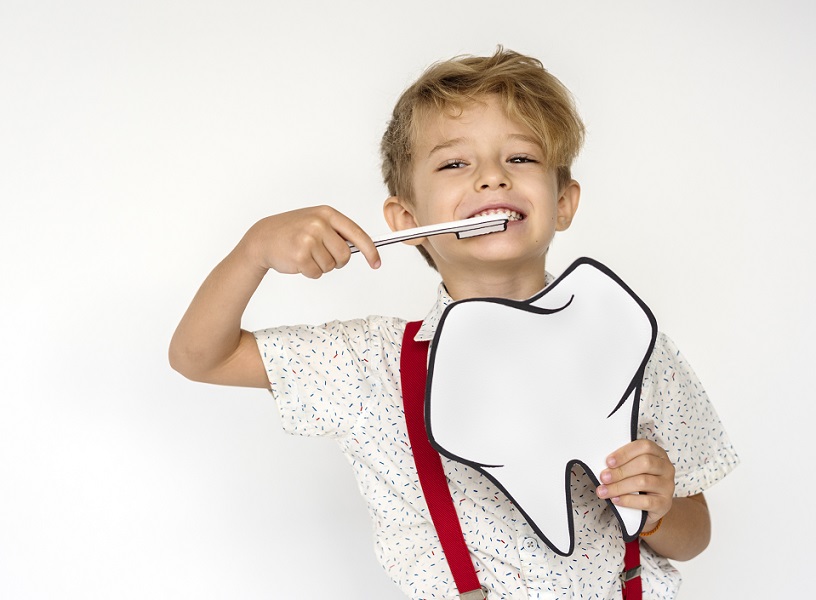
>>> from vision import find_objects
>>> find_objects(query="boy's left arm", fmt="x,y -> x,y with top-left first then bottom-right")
596,439 -> 711,561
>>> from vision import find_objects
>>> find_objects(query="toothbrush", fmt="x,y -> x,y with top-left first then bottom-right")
347,214 -> 510,254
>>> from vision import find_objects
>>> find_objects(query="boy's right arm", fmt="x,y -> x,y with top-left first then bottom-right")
168,206 -> 381,388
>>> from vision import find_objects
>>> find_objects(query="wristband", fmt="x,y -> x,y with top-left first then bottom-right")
639,517 -> 663,537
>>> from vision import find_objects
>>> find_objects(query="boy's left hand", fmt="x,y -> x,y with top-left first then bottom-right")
596,439 -> 675,529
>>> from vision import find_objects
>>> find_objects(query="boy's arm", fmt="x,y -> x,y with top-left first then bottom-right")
168,206 -> 381,388
596,439 -> 711,561
636,493 -> 710,561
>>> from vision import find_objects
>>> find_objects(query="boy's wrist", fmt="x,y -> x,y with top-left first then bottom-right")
639,517 -> 663,537
234,227 -> 273,278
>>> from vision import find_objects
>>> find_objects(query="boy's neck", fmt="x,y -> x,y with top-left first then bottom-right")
440,261 -> 550,301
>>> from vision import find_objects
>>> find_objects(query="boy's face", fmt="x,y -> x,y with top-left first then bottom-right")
385,95 -> 579,284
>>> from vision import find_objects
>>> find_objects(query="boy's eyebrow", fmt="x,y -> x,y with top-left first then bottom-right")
427,134 -> 541,158
509,133 -> 541,147
427,137 -> 467,158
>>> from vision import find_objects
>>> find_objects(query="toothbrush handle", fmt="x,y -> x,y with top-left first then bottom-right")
347,215 -> 508,254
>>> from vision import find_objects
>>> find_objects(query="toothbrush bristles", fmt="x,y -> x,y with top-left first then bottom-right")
455,223 -> 509,239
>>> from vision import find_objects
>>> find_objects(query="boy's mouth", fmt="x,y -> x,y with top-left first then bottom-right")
471,208 -> 525,221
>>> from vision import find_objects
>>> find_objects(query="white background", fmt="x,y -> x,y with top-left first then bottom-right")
1,1 -> 814,597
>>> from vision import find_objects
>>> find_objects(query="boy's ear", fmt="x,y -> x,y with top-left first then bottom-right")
555,180 -> 581,231
383,196 -> 425,246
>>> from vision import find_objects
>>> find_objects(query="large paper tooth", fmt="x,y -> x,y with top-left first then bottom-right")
426,258 -> 655,556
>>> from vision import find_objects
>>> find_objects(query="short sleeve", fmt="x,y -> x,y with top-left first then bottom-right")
638,332 -> 740,497
253,317 -> 397,439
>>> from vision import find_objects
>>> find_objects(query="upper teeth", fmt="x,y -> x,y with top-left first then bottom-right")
474,209 -> 523,221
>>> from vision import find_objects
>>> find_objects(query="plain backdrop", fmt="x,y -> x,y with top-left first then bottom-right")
1,1 -> 814,598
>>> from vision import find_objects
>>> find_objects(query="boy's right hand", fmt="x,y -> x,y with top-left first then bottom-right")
169,205 -> 380,388
241,206 -> 381,278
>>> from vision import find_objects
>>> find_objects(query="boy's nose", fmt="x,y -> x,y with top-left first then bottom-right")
475,164 -> 510,191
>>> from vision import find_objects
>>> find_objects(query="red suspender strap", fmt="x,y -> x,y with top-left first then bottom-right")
400,320 -> 641,600
401,321 -> 486,599
621,537 -> 643,599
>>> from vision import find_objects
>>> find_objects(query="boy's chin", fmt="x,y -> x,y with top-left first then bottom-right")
470,237 -> 548,262
429,235 -> 550,270
453,250 -> 548,271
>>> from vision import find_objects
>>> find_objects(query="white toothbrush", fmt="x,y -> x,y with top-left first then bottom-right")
348,214 -> 510,254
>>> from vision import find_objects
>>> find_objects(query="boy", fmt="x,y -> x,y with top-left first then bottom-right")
169,48 -> 738,598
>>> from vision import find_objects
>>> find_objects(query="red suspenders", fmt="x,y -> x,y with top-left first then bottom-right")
400,320 -> 643,599
401,320 -> 486,599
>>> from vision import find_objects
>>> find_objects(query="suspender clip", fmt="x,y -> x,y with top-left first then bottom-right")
459,586 -> 489,599
620,565 -> 642,583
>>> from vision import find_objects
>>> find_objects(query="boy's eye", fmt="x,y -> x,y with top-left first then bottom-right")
439,160 -> 468,170
508,155 -> 537,164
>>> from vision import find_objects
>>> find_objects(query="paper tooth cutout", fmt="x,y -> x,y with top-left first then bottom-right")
426,257 -> 657,556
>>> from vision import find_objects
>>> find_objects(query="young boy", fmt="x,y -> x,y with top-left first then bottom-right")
169,48 -> 738,599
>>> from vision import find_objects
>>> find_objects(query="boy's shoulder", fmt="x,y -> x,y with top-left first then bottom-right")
253,314 -> 412,356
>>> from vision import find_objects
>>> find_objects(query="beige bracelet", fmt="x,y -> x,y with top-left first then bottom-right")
639,517 -> 663,537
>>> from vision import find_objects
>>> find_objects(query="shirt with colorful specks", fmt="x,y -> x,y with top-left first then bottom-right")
253,278 -> 739,600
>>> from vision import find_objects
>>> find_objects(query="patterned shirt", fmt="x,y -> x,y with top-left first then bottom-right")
253,278 -> 739,600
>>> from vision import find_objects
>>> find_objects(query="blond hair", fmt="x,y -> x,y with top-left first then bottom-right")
381,47 -> 584,196
380,48 -> 585,267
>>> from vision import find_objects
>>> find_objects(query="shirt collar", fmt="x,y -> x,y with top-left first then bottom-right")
414,272 -> 555,342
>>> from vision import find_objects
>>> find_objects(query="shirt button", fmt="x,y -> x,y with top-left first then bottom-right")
523,537 -> 539,551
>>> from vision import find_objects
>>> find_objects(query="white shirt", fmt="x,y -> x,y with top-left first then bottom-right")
253,280 -> 739,599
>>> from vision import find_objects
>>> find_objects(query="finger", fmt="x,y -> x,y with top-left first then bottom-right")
597,473 -> 672,500
284,239 -> 324,278
601,452 -> 673,486
605,489 -> 671,519
330,214 -> 381,270
294,208 -> 356,272
359,243 -> 382,270
606,439 -> 667,470
298,261 -> 325,279
310,243 -> 338,274
604,441 -> 672,483
322,231 -> 355,270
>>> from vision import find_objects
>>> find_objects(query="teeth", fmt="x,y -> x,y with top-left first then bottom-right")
473,208 -> 523,221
